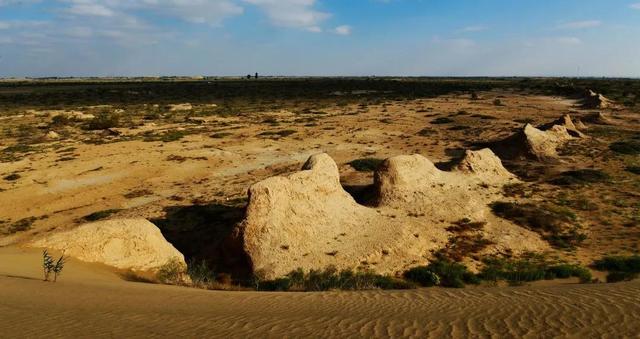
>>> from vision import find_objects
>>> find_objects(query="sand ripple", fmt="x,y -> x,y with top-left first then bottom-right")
2,277 -> 640,338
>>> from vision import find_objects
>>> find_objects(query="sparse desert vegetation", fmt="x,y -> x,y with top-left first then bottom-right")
3,0 -> 640,335
1,77 -> 640,338
1,78 -> 639,280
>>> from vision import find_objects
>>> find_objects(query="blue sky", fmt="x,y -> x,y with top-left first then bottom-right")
0,0 -> 639,77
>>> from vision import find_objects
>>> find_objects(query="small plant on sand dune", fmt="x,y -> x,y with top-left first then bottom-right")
42,250 -> 54,281
42,249 -> 66,282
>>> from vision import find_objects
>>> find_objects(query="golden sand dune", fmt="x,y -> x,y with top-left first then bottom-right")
1,248 -> 639,338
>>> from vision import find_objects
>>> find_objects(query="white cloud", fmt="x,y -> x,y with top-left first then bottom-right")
458,25 -> 487,33
332,25 -> 351,35
65,2 -> 114,17
64,26 -> 93,38
243,0 -> 330,30
0,0 -> 40,6
557,20 -> 601,30
548,36 -> 583,45
59,0 -> 244,25
433,36 -> 476,49
0,21 -> 10,29
129,0 -> 244,25
631,3 -> 640,9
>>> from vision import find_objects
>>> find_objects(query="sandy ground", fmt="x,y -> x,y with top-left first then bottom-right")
2,247 -> 640,338
1,93 -> 579,242
2,90 -> 640,337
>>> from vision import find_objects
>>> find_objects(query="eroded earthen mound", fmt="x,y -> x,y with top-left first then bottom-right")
539,114 -> 586,138
237,152 -> 545,279
581,90 -> 616,109
375,150 -> 515,218
30,219 -> 185,271
489,115 -> 585,162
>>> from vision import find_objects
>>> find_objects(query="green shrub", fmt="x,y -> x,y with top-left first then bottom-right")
502,183 -> 529,198
610,141 -> 640,155
594,255 -> 640,283
348,158 -> 384,172
187,259 -> 215,287
549,169 -> 611,186
425,258 -> 478,288
84,111 -> 121,130
471,114 -> 498,120
8,217 -> 36,233
3,144 -> 34,154
403,267 -> 440,287
447,218 -> 486,233
593,255 -> 640,273
257,266 -> 414,292
51,114 -> 72,126
210,132 -> 233,139
143,130 -> 189,142
417,128 -> 436,136
3,173 -> 20,181
606,271 -> 639,283
479,256 -> 592,285
490,202 -> 576,234
160,130 -> 187,142
83,209 -> 122,221
156,258 -> 187,285
258,130 -> 296,138
431,117 -> 454,124
626,166 -> 640,175
544,229 -> 587,250
546,264 -> 592,283
556,194 -> 598,211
